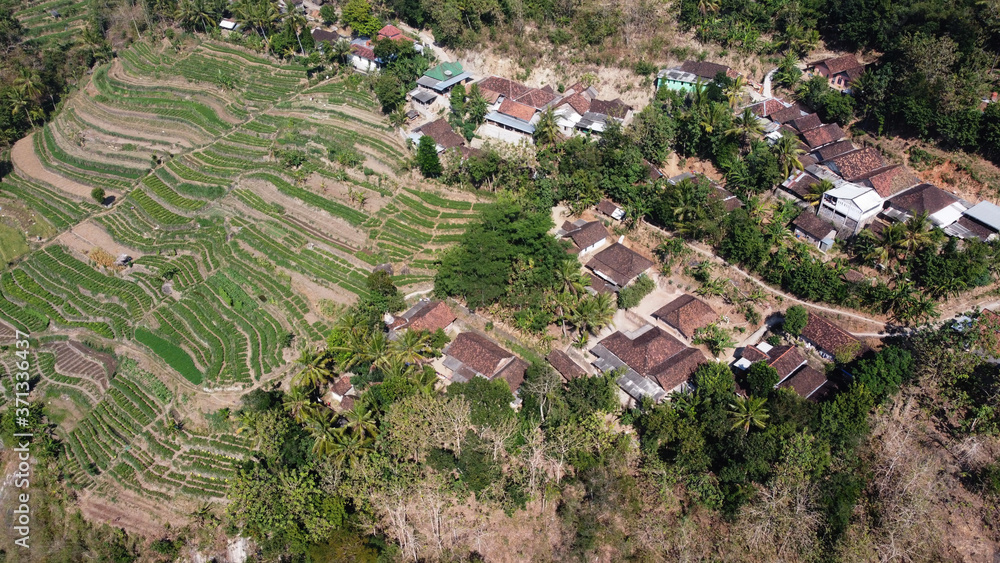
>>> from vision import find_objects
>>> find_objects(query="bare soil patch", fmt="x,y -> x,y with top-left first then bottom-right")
56,221 -> 144,260
78,488 -> 190,537
305,172 -> 391,213
10,134 -> 94,200
289,269 -> 358,308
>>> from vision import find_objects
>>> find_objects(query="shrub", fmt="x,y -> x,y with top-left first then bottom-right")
617,274 -> 655,309
417,135 -> 442,177
783,305 -> 809,336
746,361 -> 779,397
91,187 -> 106,204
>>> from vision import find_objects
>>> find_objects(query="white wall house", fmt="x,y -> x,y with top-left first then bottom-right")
818,183 -> 883,235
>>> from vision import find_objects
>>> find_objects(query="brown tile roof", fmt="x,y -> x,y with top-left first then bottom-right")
477,76 -> 532,100
680,60 -> 735,80
800,154 -> 818,168
600,326 -> 686,375
590,98 -> 631,119
330,376 -> 353,396
417,118 -> 466,150
779,365 -> 828,398
741,345 -> 769,363
829,147 -> 887,181
767,345 -> 807,380
547,349 -> 586,381
957,215 -> 996,240
480,88 -> 501,104
597,199 -> 621,217
586,243 -> 654,287
396,300 -> 457,332
858,165 -> 920,198
351,44 -> 376,61
312,29 -> 339,43
793,211 -> 836,241
339,395 -> 355,410
558,92 -> 591,114
496,357 -> 529,392
711,185 -> 743,211
652,347 -> 705,392
750,99 -> 789,118
515,87 -> 559,110
652,294 -> 717,339
887,184 -> 959,216
802,123 -> 845,149
790,113 -> 823,132
564,220 -> 609,252
785,173 -> 820,199
800,314 -> 864,360
445,332 -> 520,379
498,98 -> 537,122
588,272 -> 616,293
769,105 -> 805,124
815,54 -> 864,75
815,140 -> 856,162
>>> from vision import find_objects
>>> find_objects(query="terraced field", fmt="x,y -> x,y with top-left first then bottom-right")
0,37 -> 484,509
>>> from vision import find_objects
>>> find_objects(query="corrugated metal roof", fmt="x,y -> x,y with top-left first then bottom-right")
826,184 -> 882,212
963,201 -> 1000,231
485,111 -> 535,134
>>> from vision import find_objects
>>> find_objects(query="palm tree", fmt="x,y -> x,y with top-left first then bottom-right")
307,418 -> 341,458
899,212 -> 934,258
724,75 -> 748,109
573,293 -> 615,335
390,329 -> 430,366
726,107 -> 763,149
342,401 -> 378,440
15,69 -> 42,107
699,102 -> 728,135
533,107 -> 559,148
672,185 -> 701,223
689,80 -> 709,110
554,260 -> 587,298
6,90 -> 33,129
329,39 -> 352,67
285,10 -> 308,57
802,179 -> 834,206
283,385 -> 312,422
728,395 -> 770,434
773,133 -> 805,181
292,347 -> 333,388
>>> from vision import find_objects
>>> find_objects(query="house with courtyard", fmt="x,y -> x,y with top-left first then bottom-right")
585,242 -> 654,290
441,332 -> 529,393
590,324 -> 706,404
652,294 -> 717,340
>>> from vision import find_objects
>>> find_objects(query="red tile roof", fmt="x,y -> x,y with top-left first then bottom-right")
597,199 -> 621,217
793,211 -> 837,241
445,332 -> 519,379
887,184 -> 959,216
351,44 -> 375,61
498,98 -> 537,122
652,294 -> 717,339
750,99 -> 788,118
514,88 -> 558,110
479,88 -> 501,104
800,314 -> 864,361
815,139 -> 856,161
586,243 -> 654,287
769,105 -> 805,124
496,357 -> 529,392
601,327 -> 686,375
330,376 -> 353,396
477,76 -> 532,100
558,92 -> 591,114
547,349 -> 586,381
829,147 -> 887,181
392,300 -> 457,332
417,118 -> 466,150
858,165 -> 920,198
767,345 -> 807,380
785,172 -> 820,199
377,24 -> 405,40
802,123 -> 845,149
814,54 -> 864,75
741,345 -> 769,363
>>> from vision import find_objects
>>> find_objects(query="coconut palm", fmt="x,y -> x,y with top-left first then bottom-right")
554,259 -> 587,298
699,102 -> 729,135
285,10 -> 308,57
728,395 -> 770,434
342,401 -> 378,440
726,107 -> 763,149
329,39 -> 352,66
292,346 -> 333,388
283,385 -> 313,422
672,185 -> 702,223
6,90 -> 33,129
724,75 -> 748,109
773,133 -> 805,181
802,179 -> 834,206
533,107 -> 559,148
390,329 -> 431,366
899,212 -> 934,258
573,293 -> 615,335
307,419 -> 341,458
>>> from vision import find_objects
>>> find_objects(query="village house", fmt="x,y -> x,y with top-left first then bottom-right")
590,324 -> 706,404
416,61 -> 473,94
956,201 -> 1000,241
802,123 -> 846,150
349,39 -> 378,72
597,199 -> 625,221
651,294 -> 717,340
818,183 -> 883,235
441,332 -> 529,393
547,349 -> 587,381
778,365 -> 830,400
735,342 -> 808,384
799,313 -> 866,362
883,183 -> 968,228
814,139 -> 855,162
655,60 -> 739,92
327,375 -> 355,404
408,118 -> 466,154
386,299 -> 457,335
790,113 -> 823,133
585,242 -> 654,290
552,84 -> 632,135
792,211 -> 838,252
808,54 -> 865,90
556,219 -> 609,255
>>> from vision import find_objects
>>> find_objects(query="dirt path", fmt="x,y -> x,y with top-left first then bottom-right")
10,133 -> 93,199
